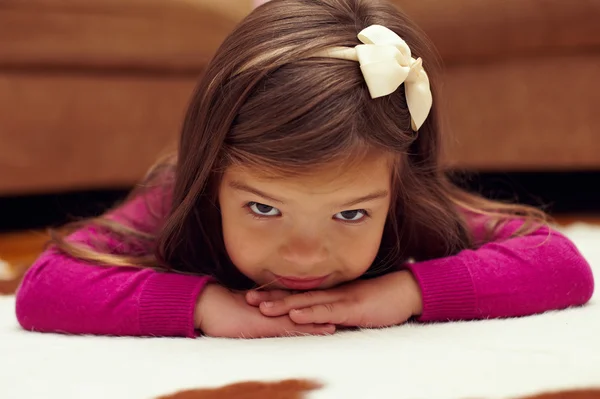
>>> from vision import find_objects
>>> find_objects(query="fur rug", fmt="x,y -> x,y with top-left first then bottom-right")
0,223 -> 598,399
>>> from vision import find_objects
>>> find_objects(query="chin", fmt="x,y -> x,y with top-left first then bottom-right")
252,270 -> 364,291
318,279 -> 345,289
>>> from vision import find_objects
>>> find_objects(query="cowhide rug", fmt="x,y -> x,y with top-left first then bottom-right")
0,223 -> 598,398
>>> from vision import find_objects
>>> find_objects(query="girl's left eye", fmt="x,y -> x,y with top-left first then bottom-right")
334,209 -> 368,222
247,202 -> 281,217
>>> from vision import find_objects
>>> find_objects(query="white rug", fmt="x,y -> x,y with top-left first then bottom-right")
0,224 -> 599,399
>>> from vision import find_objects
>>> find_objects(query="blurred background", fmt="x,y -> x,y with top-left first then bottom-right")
0,0 -> 599,286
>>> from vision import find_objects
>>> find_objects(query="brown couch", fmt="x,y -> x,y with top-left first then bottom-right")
1,0 -> 599,196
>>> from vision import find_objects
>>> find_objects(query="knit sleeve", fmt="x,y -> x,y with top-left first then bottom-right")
403,217 -> 595,322
15,187 -> 212,338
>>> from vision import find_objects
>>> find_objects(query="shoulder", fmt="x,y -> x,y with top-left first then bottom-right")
107,182 -> 174,234
460,208 -> 551,246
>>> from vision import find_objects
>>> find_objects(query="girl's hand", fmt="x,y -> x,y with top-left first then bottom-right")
195,284 -> 335,338
245,271 -> 423,328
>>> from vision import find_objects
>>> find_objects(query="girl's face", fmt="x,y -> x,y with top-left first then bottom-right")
218,155 -> 393,290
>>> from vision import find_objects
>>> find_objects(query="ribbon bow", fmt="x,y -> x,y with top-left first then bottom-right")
314,25 -> 432,131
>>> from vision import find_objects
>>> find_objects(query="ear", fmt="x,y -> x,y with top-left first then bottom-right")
253,0 -> 271,8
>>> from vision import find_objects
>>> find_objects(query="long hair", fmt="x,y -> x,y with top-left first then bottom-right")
51,0 -> 547,289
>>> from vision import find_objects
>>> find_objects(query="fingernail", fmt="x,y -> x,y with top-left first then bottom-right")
262,301 -> 274,308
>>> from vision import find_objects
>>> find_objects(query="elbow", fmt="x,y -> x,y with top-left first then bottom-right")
571,258 -> 594,306
532,226 -> 595,308
15,254 -> 57,333
559,240 -> 595,308
15,286 -> 35,332
15,275 -> 36,332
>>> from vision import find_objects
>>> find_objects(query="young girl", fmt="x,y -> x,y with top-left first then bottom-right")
15,0 -> 594,339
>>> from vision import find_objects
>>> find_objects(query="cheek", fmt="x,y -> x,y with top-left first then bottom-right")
221,209 -> 276,276
336,220 -> 387,277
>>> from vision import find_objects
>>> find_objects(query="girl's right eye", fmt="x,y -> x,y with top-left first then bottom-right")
247,202 -> 281,217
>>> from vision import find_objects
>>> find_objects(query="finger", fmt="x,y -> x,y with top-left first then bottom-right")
246,289 -> 291,306
289,302 -> 352,325
282,320 -> 337,337
255,315 -> 336,338
259,290 -> 343,317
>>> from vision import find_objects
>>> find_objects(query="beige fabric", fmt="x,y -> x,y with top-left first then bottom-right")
0,72 -> 194,194
395,0 -> 600,63
0,0 -> 250,71
0,0 -> 598,195
441,54 -> 600,170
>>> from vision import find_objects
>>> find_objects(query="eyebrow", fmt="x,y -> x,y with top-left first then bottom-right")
228,180 -> 389,208
228,180 -> 285,204
340,190 -> 389,208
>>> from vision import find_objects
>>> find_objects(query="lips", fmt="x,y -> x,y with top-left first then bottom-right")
275,275 -> 329,290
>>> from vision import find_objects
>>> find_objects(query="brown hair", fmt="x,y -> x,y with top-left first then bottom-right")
51,0 -> 547,290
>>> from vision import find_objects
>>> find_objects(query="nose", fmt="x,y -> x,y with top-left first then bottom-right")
279,231 -> 328,271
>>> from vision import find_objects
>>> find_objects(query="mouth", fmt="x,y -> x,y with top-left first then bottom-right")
274,274 -> 330,290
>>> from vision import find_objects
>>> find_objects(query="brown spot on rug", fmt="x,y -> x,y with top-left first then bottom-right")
157,379 -> 600,399
520,389 -> 600,399
156,379 -> 322,399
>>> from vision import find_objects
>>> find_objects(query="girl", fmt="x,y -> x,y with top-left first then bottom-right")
15,0 -> 594,339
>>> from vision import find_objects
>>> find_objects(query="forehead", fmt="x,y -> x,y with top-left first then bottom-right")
222,153 -> 394,194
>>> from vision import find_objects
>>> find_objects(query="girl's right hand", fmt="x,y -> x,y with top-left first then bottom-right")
195,284 -> 336,338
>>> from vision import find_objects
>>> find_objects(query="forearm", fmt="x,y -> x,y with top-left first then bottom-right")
16,249 -> 211,337
404,221 -> 594,321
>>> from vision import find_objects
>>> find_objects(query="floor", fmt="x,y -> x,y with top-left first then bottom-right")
0,228 -> 64,294
1,214 -> 599,295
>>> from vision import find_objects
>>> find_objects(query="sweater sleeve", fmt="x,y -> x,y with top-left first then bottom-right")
403,217 -> 595,322
15,188 -> 212,338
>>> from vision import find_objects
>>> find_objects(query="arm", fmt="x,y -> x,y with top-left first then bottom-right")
404,217 -> 595,322
15,187 -> 211,337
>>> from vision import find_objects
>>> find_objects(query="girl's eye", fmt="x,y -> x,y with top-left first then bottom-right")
334,209 -> 368,222
248,202 -> 281,217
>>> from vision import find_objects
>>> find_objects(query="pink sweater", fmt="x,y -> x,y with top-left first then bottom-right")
15,189 -> 595,337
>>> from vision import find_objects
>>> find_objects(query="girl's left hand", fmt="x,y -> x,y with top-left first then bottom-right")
245,271 -> 423,328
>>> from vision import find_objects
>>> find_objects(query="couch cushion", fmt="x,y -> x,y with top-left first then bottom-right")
0,0 -> 250,72
3,0 -> 598,69
395,0 -> 600,64
0,71 -> 195,195
440,54 -> 600,170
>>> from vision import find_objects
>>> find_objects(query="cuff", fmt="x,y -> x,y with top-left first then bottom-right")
404,254 -> 478,322
138,272 -> 212,338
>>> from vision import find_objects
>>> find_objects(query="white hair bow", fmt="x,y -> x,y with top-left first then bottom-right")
313,25 -> 433,131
